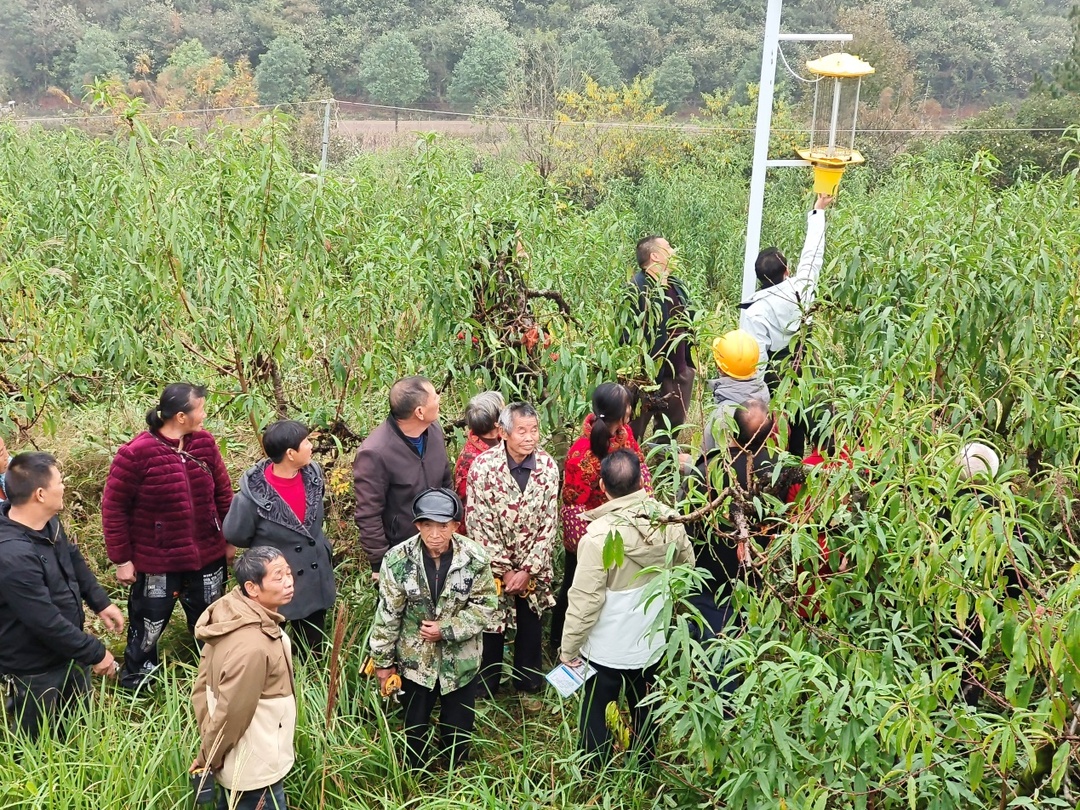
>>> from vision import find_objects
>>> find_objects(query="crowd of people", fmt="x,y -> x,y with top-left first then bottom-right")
0,190 -> 1011,808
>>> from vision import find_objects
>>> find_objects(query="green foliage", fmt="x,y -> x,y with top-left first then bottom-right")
949,93 -> 1080,185
69,26 -> 127,98
447,29 -> 521,111
1049,2 -> 1080,95
359,32 -> 429,109
255,37 -> 312,105
650,53 -> 696,109
3,110 -> 1080,808
561,32 -> 621,90
163,39 -> 213,76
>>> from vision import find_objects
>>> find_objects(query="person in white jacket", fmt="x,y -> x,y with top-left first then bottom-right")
741,193 -> 834,394
559,450 -> 695,765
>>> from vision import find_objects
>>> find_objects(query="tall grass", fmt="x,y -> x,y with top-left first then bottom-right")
0,592 -> 669,810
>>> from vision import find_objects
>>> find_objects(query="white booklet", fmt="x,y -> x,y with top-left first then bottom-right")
545,661 -> 597,698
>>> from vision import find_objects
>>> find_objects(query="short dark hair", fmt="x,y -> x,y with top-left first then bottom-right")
262,420 -> 310,463
635,235 -> 665,270
600,449 -> 643,498
4,452 -> 59,506
235,546 -> 285,595
389,376 -> 433,421
754,247 -> 788,288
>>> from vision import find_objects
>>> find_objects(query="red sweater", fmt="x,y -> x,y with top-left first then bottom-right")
102,430 -> 233,573
264,466 -> 306,524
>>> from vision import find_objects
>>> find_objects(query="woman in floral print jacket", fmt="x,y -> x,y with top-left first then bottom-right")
466,402 -> 560,699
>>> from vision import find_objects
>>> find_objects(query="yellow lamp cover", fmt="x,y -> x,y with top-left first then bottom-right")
796,146 -> 866,167
805,52 -> 875,79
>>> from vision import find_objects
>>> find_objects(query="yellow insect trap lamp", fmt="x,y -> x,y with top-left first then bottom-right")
796,52 -> 875,195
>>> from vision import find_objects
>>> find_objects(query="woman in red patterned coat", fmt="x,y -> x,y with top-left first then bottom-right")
452,391 -> 505,536
549,383 -> 651,652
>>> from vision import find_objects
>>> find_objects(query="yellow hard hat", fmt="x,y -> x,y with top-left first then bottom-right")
712,330 -> 760,380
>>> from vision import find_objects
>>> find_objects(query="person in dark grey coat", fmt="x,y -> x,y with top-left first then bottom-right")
352,376 -> 452,578
224,421 -> 335,657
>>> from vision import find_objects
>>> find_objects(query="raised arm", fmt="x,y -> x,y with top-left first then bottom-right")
789,193 -> 833,304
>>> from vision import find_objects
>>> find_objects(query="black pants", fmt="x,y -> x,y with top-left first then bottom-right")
687,590 -> 742,695
3,663 -> 90,741
400,677 -> 477,768
579,661 -> 659,764
479,597 -> 544,695
216,779 -> 286,809
549,550 -> 578,655
122,557 -> 227,689
289,609 -> 328,662
630,367 -> 696,441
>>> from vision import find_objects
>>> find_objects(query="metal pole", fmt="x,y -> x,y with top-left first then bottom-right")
319,99 -> 332,174
850,77 -> 862,151
739,0 -> 784,313
827,78 -> 842,156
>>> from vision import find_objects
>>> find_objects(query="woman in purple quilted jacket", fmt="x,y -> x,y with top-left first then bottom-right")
102,383 -> 233,691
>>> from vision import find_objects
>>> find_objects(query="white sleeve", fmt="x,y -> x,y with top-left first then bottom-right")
789,209 -> 827,305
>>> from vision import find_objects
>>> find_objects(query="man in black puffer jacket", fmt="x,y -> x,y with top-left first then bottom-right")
0,452 -> 125,739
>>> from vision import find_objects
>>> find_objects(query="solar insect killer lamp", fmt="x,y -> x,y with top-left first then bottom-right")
796,52 -> 875,195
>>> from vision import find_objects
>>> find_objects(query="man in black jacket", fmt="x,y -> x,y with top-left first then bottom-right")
0,452 -> 124,739
353,376 -> 453,580
625,235 -> 698,440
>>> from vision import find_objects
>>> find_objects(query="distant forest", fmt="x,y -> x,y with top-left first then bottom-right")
0,0 -> 1076,113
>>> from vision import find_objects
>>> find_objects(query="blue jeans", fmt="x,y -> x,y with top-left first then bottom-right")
216,779 -> 286,810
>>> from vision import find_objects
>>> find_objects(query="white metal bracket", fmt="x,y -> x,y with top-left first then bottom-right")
738,0 -> 851,318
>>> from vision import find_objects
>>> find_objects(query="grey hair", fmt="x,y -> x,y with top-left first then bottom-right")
498,402 -> 539,433
235,546 -> 286,593
465,391 -> 506,435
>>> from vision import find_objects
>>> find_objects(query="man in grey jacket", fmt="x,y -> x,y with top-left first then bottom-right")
560,450 -> 695,764
353,377 -> 452,580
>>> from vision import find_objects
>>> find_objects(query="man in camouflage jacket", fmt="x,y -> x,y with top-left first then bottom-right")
466,402 -> 560,699
369,488 -> 497,766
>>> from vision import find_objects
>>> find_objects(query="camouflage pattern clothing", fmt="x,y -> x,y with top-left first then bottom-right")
369,533 -> 497,693
465,446 -> 560,633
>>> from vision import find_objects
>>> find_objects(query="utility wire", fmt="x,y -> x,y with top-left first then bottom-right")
8,98 -> 1076,135
777,45 -> 824,84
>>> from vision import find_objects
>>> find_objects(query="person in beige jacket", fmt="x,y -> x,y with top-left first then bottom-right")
559,449 -> 694,765
191,546 -> 296,810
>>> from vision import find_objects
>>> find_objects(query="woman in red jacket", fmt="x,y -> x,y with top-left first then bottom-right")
102,383 -> 233,690
549,383 -> 651,653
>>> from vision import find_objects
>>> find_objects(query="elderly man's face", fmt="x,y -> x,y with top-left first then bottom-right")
248,556 -> 295,610
501,414 -> 539,461
416,519 -> 457,557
